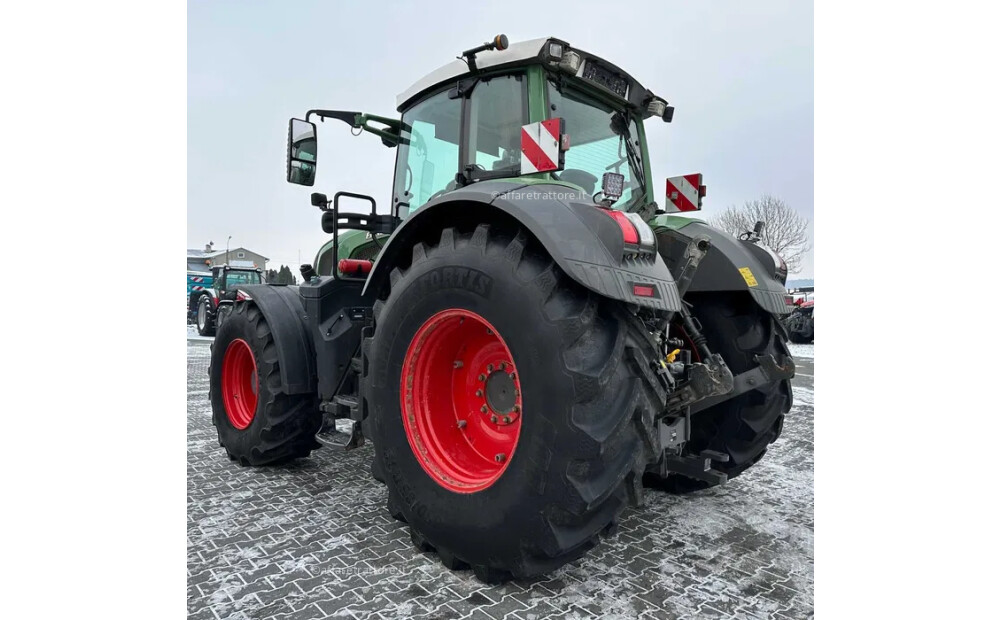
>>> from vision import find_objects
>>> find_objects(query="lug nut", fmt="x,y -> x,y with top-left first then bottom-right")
503,415 -> 512,424
475,389 -> 483,397
513,404 -> 520,413
490,414 -> 498,423
486,328 -> 493,335
453,360 -> 463,368
499,362 -> 506,371
480,405 -> 488,413
457,420 -> 467,429
478,374 -> 486,382
495,453 -> 506,463
487,364 -> 494,372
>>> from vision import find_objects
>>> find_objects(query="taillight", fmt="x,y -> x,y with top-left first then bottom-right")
599,208 -> 656,256
605,210 -> 639,245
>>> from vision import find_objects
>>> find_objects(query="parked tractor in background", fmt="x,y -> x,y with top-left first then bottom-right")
189,262 -> 263,336
206,36 -> 795,582
785,286 -> 815,343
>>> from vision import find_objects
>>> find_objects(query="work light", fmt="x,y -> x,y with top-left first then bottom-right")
559,51 -> 582,74
602,172 -> 625,201
647,98 -> 667,117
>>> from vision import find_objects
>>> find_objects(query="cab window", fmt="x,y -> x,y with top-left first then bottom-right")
392,90 -> 461,214
547,82 -> 643,206
225,271 -> 260,287
464,74 -> 526,176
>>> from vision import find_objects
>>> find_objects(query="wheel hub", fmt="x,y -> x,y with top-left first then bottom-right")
399,309 -> 522,493
484,368 -> 518,420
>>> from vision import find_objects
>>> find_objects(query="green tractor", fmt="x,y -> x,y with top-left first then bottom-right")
208,36 -> 795,582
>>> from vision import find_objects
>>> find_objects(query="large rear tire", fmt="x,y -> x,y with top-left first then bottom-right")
210,301 -> 321,465
363,224 -> 666,582
645,293 -> 792,494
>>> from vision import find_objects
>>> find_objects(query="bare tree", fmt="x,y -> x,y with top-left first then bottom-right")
709,195 -> 812,273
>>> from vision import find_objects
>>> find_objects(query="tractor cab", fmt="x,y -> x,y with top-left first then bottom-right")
288,36 -> 702,279
211,263 -> 262,295
389,37 -> 672,216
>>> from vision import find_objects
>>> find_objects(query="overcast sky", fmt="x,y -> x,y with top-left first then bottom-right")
189,0 -> 813,278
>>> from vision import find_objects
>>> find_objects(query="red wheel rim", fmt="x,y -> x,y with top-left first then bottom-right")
400,309 -> 523,493
221,338 -> 258,430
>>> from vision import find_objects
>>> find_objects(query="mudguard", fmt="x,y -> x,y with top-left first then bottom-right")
652,216 -> 792,315
233,284 -> 316,395
363,180 -> 683,312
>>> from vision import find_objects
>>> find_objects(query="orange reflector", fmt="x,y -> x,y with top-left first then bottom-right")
633,284 -> 655,297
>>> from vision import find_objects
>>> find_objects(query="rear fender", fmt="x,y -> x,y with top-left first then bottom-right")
362,181 -> 683,312
233,284 -> 316,395
653,219 -> 792,315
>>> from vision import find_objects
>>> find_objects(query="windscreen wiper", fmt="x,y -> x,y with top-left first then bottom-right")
611,113 -> 646,207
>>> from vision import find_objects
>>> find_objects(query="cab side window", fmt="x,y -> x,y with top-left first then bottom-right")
392,90 -> 461,214
465,74 -> 526,174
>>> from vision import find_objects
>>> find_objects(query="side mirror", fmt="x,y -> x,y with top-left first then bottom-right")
287,118 -> 317,186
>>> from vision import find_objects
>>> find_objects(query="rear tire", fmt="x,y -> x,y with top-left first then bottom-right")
789,331 -> 810,344
210,301 -> 321,465
363,224 -> 667,582
197,295 -> 216,337
644,293 -> 792,494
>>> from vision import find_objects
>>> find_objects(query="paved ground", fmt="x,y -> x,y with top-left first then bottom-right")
188,339 -> 814,619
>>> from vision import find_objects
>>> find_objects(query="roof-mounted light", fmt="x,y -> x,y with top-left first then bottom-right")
559,51 -> 582,74
646,96 -> 674,122
543,39 -> 581,74
647,98 -> 667,117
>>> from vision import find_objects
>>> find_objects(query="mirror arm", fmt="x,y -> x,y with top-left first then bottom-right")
303,110 -> 401,147
306,109 -> 363,127
358,113 -> 402,147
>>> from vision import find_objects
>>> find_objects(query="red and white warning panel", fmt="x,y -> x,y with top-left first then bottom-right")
520,118 -> 566,174
666,174 -> 706,212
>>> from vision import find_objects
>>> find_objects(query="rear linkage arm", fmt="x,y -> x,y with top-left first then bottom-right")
651,235 -> 795,486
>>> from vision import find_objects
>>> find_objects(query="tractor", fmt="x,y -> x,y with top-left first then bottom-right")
207,36 -> 795,582
785,286 -> 815,343
189,262 -> 263,336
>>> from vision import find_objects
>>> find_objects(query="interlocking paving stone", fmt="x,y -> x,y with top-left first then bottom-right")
188,340 -> 814,619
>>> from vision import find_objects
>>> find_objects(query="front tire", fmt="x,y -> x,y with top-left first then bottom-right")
197,295 -> 216,337
364,224 -> 666,582
210,301 -> 321,465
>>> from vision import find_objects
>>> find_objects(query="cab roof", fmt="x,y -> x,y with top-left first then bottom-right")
395,37 -> 658,113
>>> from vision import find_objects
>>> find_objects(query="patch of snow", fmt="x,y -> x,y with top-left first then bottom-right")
788,343 -> 814,359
